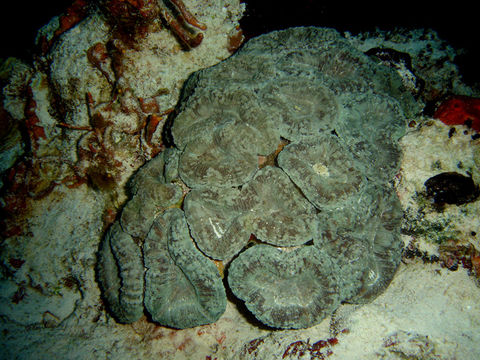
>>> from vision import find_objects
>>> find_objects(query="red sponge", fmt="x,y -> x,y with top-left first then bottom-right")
434,95 -> 480,132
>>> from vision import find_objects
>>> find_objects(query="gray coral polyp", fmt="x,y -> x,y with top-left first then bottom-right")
143,208 -> 226,328
97,27 -> 414,329
228,245 -> 342,329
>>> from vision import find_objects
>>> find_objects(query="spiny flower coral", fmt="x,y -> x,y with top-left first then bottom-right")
97,27 -> 417,329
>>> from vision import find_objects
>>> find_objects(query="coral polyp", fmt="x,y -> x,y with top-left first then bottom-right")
97,27 -> 415,329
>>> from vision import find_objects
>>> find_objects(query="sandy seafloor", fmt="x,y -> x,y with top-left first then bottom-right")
1,1 -> 480,359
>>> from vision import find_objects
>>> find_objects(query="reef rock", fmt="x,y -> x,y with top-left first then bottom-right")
97,27 -> 416,329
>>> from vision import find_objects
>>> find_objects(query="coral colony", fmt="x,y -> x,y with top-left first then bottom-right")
97,27 -> 418,329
